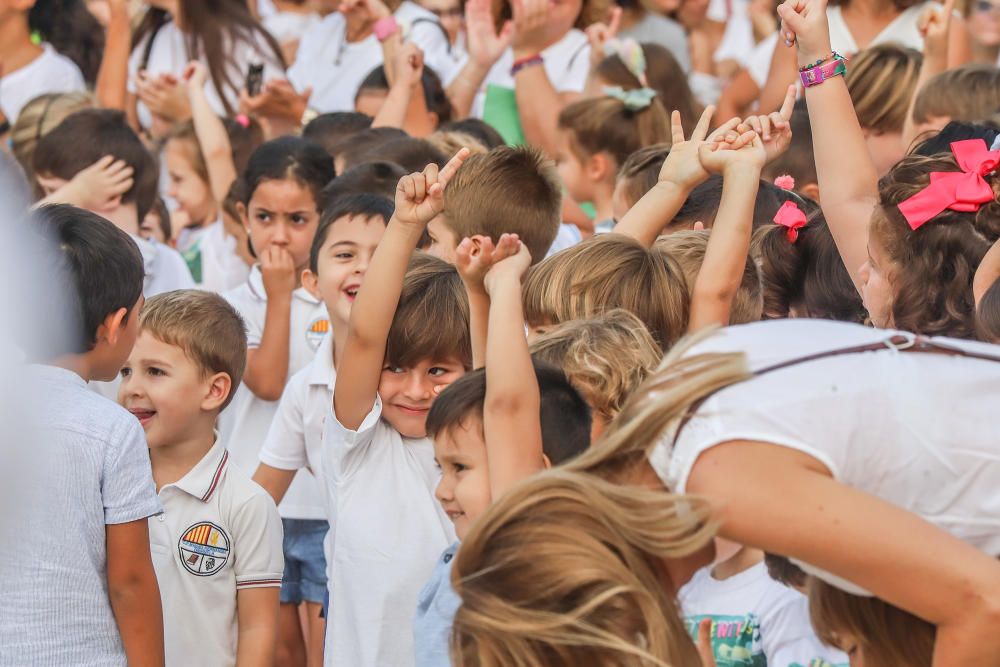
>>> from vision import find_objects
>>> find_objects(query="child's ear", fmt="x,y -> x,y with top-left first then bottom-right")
587,153 -> 613,183
800,182 -> 820,203
98,307 -> 130,346
236,201 -> 249,230
426,111 -> 439,130
301,268 -> 321,299
201,372 -> 233,412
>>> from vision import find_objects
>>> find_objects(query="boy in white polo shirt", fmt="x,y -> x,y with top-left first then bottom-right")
118,290 -> 284,667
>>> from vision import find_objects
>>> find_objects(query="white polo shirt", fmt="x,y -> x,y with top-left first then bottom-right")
221,265 -> 329,520
150,439 -> 283,667
0,44 -> 85,123
259,332 -> 336,548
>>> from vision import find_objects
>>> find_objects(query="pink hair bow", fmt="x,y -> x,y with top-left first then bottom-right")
773,201 -> 807,242
897,139 -> 1000,231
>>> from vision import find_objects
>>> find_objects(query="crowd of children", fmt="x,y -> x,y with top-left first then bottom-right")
2,0 -> 1000,665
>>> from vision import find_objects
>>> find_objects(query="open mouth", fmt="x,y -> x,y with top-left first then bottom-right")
445,510 -> 465,522
343,286 -> 359,301
128,408 -> 156,427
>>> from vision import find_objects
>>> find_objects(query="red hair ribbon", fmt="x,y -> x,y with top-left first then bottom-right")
897,139 -> 1000,231
235,114 -> 251,129
773,201 -> 807,242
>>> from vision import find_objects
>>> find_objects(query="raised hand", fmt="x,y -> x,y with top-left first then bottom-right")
659,106 -> 743,192
698,128 -> 766,175
483,235 -> 531,296
465,0 -> 514,69
457,233 -> 522,293
241,78 -> 312,124
260,245 -> 297,299
392,42 -> 425,89
135,70 -> 191,123
585,6 -> 623,67
918,0 -> 955,67
739,84 -> 796,164
777,0 -> 833,65
393,148 -> 471,226
38,155 -> 135,212
511,0 -> 551,58
182,60 -> 209,93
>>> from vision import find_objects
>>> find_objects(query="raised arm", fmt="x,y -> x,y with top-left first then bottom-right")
687,441 -> 1000,667
616,107 -> 740,247
372,44 -> 437,137
182,62 -> 238,206
482,237 -> 544,497
334,149 -> 471,429
95,0 -> 131,110
902,0 -> 954,150
687,130 -> 765,332
778,0 -> 878,293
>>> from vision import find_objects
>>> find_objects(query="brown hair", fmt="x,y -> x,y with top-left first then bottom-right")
752,206 -> 867,322
655,230 -> 763,325
617,143 -> 669,211
558,96 -> 671,170
845,44 -> 922,134
828,0 -> 924,10
808,577 -> 935,667
426,130 -> 489,160
977,277 -> 1000,342
385,253 -> 472,370
529,309 -> 661,423
451,470 -> 714,667
139,290 -> 247,410
522,234 -> 690,351
912,65 -> 1000,126
11,92 -> 94,191
594,43 -> 701,132
164,117 -> 265,186
872,153 -> 993,338
443,146 -> 562,264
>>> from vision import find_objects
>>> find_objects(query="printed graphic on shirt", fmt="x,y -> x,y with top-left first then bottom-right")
790,661 -> 848,667
178,521 -> 231,576
685,614 -> 764,667
306,316 -> 329,350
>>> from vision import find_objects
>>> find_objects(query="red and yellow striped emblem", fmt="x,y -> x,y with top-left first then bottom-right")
183,524 -> 214,545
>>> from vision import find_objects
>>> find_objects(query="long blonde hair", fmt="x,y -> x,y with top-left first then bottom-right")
450,333 -> 753,666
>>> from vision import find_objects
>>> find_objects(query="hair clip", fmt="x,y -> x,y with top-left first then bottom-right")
603,86 -> 657,112
605,38 -> 649,87
774,175 -> 796,190
898,139 -> 1000,230
773,201 -> 807,242
234,114 -> 251,129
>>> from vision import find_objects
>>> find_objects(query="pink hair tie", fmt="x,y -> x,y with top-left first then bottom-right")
774,201 -> 807,242
774,174 -> 795,190
898,139 -> 1000,230
235,114 -> 251,129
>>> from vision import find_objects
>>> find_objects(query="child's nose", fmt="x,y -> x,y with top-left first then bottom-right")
434,477 -> 453,502
404,374 -> 431,398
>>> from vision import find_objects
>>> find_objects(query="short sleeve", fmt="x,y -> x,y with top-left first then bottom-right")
224,287 -> 263,349
259,375 -> 309,470
127,37 -> 146,93
557,41 -> 591,93
323,396 -> 383,480
232,490 -> 284,589
762,593 -> 849,666
287,15 -> 332,91
102,417 -> 162,524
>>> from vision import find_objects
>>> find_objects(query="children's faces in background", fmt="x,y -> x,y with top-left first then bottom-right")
119,331 -> 230,448
858,224 -> 895,327
555,131 -> 595,205
242,179 -> 321,271
165,139 -> 216,224
302,214 -> 387,326
140,208 -> 169,245
379,358 -> 466,438
433,418 -> 492,540
970,0 -> 1000,49
418,0 -> 464,44
427,214 -> 460,264
355,89 -> 387,118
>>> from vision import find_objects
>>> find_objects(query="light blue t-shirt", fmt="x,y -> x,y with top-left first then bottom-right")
414,542 -> 461,667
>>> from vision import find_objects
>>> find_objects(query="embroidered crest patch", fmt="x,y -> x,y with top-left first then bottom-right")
306,316 -> 329,350
178,522 -> 230,576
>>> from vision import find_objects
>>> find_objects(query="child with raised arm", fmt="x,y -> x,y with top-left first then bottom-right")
416,236 -> 592,666
118,291 -> 283,667
324,150 -> 471,667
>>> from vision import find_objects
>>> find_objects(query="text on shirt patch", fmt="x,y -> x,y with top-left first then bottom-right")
305,317 -> 329,350
178,522 -> 231,576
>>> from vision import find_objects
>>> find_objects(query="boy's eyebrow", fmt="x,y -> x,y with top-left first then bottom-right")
329,240 -> 359,248
138,357 -> 173,368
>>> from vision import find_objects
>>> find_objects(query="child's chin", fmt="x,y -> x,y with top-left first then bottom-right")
385,414 -> 427,439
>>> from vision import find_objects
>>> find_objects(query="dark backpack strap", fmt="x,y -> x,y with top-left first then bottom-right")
139,18 -> 165,73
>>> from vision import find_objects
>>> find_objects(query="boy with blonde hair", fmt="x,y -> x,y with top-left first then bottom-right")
119,290 -> 283,667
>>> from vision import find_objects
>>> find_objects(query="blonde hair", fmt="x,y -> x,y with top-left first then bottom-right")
11,92 -> 94,187
845,44 -> 922,133
808,577 -> 935,667
522,234 -> 690,351
426,130 -> 488,159
558,96 -> 671,170
655,231 -> 763,325
530,309 -> 661,422
450,332 -> 755,665
912,64 -> 1000,125
139,290 -> 248,410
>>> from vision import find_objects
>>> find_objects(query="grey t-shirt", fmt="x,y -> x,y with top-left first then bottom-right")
622,12 -> 692,73
0,365 -> 162,666
413,542 -> 461,667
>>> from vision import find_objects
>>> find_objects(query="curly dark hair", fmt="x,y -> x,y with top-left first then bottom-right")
873,153 -> 993,339
978,277 -> 1000,342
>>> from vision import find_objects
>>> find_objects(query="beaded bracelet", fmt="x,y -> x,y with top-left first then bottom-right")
511,54 -> 544,77
799,54 -> 847,88
798,51 -> 842,72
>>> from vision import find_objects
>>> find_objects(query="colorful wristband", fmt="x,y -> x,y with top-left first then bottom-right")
799,51 -> 842,72
374,16 -> 399,41
799,55 -> 847,88
510,54 -> 544,77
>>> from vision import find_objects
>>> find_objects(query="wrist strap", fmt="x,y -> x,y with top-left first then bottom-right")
374,16 -> 399,41
511,54 -> 543,77
800,54 -> 847,88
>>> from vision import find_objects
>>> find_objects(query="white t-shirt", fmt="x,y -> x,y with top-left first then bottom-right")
649,319 -> 1000,594
288,2 -> 455,113
259,332 -> 335,543
0,44 -> 85,123
264,11 -> 322,45
679,561 -> 848,666
322,396 -> 455,667
827,1 -> 935,54
747,32 -> 780,89
198,220 -> 252,294
150,441 -> 283,667
221,266 -> 329,520
468,29 -> 591,118
128,20 -> 284,128
133,234 -> 196,297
